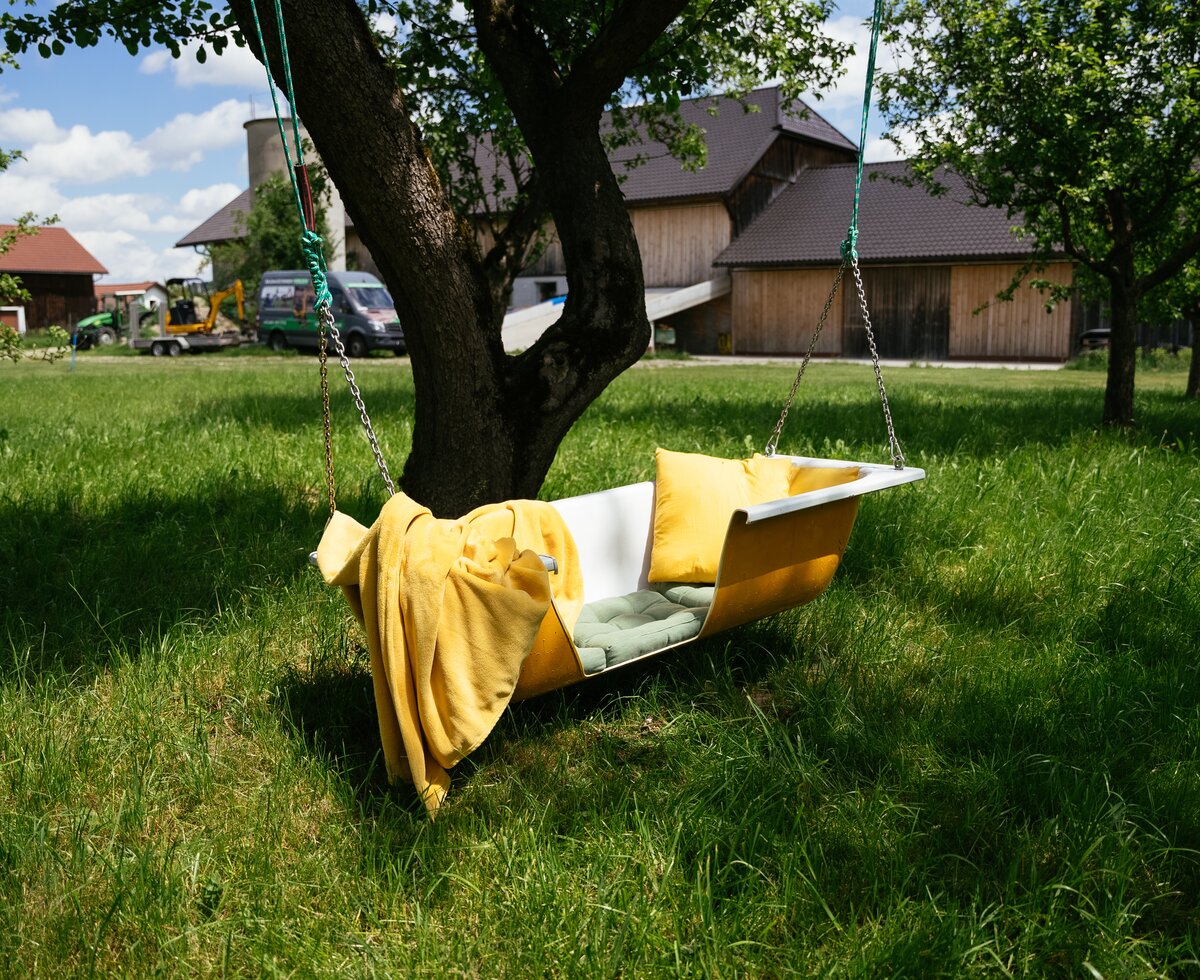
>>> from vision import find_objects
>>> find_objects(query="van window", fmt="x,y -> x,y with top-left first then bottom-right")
346,282 -> 393,310
260,283 -> 296,312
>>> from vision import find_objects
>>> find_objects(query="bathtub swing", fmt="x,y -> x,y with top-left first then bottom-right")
306,242 -> 923,699
251,0 -> 922,811
243,0 -> 924,696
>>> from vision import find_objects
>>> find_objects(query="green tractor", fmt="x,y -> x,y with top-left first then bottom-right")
71,309 -> 122,350
72,302 -> 158,350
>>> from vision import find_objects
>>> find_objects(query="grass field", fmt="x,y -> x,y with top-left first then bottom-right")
2,354 -> 1199,977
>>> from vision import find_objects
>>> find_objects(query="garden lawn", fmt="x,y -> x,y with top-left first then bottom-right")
1,354 -> 1198,976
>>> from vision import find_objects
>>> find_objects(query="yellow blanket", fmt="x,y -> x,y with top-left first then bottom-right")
316,492 -> 582,815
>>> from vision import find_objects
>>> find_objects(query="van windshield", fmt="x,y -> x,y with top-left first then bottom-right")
346,283 -> 393,310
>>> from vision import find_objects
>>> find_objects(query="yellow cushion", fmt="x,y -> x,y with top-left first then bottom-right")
648,449 -> 860,584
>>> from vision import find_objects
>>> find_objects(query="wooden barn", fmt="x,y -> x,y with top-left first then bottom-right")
0,225 -> 108,331
513,87 -> 857,328
713,162 -> 1075,360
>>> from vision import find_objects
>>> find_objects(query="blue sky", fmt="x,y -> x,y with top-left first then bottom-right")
0,3 -> 900,284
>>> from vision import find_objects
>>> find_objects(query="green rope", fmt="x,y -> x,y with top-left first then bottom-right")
841,0 -> 885,261
248,0 -> 305,225
248,0 -> 331,304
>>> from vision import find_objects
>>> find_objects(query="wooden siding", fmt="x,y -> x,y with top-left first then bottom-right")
665,293 -> 732,354
20,272 -> 96,330
844,265 -> 950,360
949,262 -> 1073,359
727,139 -> 856,236
631,203 -> 731,287
731,268 -> 844,354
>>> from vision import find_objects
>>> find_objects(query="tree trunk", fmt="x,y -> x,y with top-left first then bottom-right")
1188,319 -> 1200,399
1103,274 -> 1138,427
229,0 -> 675,516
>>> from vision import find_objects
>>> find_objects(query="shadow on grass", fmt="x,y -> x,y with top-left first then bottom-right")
0,476 -> 324,680
189,375 -> 416,436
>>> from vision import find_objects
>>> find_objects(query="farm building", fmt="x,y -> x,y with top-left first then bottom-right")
713,162 -> 1075,360
177,88 -> 1080,361
0,225 -> 108,331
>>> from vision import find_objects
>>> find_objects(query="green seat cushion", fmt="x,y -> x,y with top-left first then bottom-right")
573,587 -> 714,673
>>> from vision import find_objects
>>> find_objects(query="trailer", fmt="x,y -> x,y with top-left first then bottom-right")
130,332 -> 243,356
131,278 -> 249,356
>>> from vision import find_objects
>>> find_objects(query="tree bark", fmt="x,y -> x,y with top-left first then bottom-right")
229,0 -> 682,516
1103,274 -> 1138,426
1188,315 -> 1200,400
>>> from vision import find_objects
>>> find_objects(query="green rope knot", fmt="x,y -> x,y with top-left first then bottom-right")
840,227 -> 858,262
302,231 -> 332,307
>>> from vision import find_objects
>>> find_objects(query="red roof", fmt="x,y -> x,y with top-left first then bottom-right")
95,280 -> 160,298
0,225 -> 107,275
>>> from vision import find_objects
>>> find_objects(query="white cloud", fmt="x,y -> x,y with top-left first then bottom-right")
81,228 -> 207,283
56,192 -> 195,234
139,98 -> 251,171
0,172 -> 63,218
813,15 -> 908,115
14,125 -> 152,184
138,50 -> 170,76
140,40 -> 270,91
863,135 -> 910,162
179,182 -> 242,220
372,12 -> 401,36
0,107 -> 66,145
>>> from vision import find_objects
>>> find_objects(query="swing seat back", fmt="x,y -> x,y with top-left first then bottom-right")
512,456 -> 924,700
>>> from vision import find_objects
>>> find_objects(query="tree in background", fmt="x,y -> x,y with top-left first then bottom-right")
381,1 -> 846,315
3,0 -> 847,514
878,0 -> 1200,426
0,140 -> 67,363
208,166 -> 333,315
1141,260 -> 1200,400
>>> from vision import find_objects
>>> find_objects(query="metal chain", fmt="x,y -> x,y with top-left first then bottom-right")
850,255 -> 905,469
318,310 -> 336,516
318,303 -> 397,496
765,262 -> 846,457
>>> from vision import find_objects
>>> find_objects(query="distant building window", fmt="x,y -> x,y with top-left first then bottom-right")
536,281 -> 559,303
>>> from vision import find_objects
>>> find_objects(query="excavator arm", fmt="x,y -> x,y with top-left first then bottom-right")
204,280 -> 246,333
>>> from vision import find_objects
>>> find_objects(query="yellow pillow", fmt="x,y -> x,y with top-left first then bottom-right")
647,449 -> 861,584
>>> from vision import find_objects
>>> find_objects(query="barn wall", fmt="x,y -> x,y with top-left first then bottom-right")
663,293 -> 732,354
630,203 -> 731,287
844,265 -> 951,360
20,273 -> 96,330
731,268 -> 844,354
949,262 -> 1074,359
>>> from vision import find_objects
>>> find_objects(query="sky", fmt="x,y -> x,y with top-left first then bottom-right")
0,2 -> 904,285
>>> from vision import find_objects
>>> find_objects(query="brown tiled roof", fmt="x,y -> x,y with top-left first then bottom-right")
457,86 -> 856,212
716,161 -> 1039,266
612,87 -> 855,204
0,225 -> 107,274
175,188 -> 251,247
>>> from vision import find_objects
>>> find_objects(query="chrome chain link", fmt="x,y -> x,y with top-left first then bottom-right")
765,262 -> 846,457
849,255 -> 905,469
764,256 -> 906,470
317,303 -> 397,496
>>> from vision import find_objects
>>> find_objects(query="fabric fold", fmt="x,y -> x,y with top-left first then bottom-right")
316,493 -> 582,815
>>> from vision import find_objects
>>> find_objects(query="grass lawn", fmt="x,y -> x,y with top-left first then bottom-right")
2,354 -> 1198,976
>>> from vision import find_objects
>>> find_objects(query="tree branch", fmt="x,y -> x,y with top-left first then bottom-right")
1056,194 -> 1109,277
564,0 -> 692,110
1138,225 -> 1200,295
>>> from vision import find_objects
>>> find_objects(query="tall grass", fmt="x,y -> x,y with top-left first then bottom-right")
1,355 -> 1198,976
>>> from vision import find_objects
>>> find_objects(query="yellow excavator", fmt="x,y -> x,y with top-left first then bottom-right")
164,277 -> 245,334
130,277 -> 248,355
